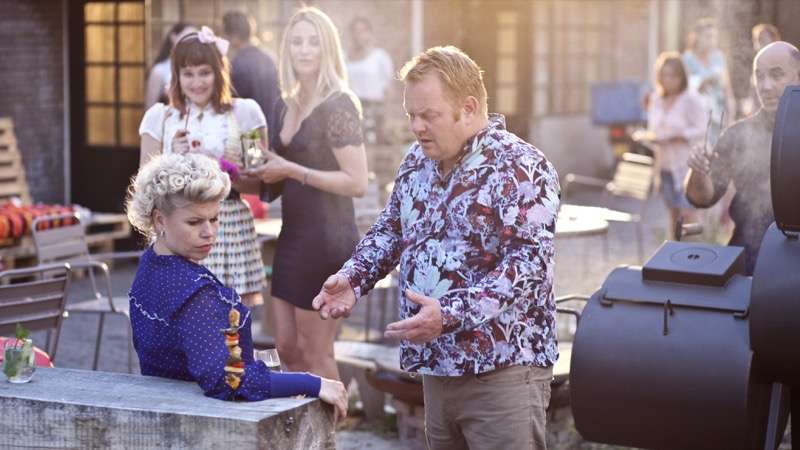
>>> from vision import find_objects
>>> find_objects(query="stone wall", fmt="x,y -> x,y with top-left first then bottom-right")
0,0 -> 65,204
0,368 -> 335,450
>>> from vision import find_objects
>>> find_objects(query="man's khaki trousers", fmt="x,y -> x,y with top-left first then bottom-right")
423,365 -> 552,450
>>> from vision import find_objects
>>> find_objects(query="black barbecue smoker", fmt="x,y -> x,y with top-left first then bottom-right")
570,85 -> 800,450
750,84 -> 800,449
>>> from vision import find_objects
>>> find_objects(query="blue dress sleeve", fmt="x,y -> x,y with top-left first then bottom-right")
175,284 -> 320,400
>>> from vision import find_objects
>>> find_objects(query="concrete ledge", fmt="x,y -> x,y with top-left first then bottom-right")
0,368 -> 334,449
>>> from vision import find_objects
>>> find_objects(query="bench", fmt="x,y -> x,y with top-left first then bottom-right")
0,367 -> 335,449
335,339 -> 574,446
335,295 -> 583,445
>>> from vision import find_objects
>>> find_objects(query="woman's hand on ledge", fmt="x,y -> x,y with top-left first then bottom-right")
318,377 -> 348,421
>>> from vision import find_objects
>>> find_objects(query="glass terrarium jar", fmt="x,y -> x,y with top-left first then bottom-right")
240,133 -> 265,169
3,338 -> 35,383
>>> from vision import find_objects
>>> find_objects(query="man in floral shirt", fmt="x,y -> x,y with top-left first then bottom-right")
313,46 -> 559,449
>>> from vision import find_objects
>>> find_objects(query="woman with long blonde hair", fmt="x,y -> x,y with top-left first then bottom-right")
247,6 -> 368,380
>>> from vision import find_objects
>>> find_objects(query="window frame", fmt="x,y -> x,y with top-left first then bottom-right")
531,0 -> 618,117
83,0 -> 146,148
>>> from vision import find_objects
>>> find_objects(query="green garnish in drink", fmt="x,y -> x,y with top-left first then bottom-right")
3,324 -> 33,380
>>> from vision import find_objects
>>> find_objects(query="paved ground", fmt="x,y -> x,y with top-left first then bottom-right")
27,189 -> 787,449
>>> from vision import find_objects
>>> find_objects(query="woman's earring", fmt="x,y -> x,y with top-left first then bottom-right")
160,229 -> 166,239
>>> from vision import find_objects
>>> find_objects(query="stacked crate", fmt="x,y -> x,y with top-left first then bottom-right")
0,118 -> 32,205
0,118 -> 132,269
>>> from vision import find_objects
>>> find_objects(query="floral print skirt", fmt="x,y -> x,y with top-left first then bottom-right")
201,198 -> 265,297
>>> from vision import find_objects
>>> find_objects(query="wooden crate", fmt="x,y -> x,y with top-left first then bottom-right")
0,118 -> 132,270
0,117 -> 31,204
0,213 -> 132,270
0,117 -> 15,145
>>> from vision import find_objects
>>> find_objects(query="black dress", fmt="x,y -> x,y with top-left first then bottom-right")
267,92 -> 363,310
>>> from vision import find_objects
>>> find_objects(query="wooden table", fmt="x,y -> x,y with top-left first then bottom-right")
254,217 -> 283,243
257,206 -> 618,241
252,218 -> 283,346
556,203 -> 634,265
559,203 -> 636,223
334,338 -> 573,431
556,205 -> 610,238
335,340 -> 570,382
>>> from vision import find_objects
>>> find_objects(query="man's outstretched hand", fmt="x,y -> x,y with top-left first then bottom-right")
312,274 -> 356,320
384,289 -> 443,344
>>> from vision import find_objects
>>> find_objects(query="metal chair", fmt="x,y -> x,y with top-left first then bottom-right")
563,152 -> 655,262
31,213 -> 140,372
0,263 -> 71,362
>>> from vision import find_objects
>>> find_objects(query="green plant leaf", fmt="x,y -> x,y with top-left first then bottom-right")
15,323 -> 29,341
241,130 -> 260,140
3,348 -> 21,378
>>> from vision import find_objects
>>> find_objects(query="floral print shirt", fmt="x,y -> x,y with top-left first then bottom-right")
340,114 -> 560,376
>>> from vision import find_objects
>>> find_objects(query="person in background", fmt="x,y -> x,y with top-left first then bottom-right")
125,152 -> 347,419
686,41 -> 800,275
346,16 -> 394,144
245,7 -> 368,381
682,17 -> 736,143
753,23 -> 781,52
138,27 -> 267,308
222,10 -> 281,128
145,23 -> 196,110
743,23 -> 781,117
647,52 -> 708,239
313,46 -> 559,450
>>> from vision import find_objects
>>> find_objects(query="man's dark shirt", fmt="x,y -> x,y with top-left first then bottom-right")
230,45 -> 280,131
690,109 -> 774,274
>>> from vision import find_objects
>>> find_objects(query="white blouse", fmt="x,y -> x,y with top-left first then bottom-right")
647,90 -> 708,182
139,98 -> 266,164
346,48 -> 394,102
152,60 -> 172,91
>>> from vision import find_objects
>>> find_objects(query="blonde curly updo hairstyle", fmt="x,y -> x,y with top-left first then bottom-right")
126,153 -> 231,242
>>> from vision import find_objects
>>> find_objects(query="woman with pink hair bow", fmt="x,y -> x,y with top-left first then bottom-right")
138,26 -> 268,308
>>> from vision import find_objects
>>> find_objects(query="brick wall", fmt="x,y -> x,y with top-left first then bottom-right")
0,0 -> 65,204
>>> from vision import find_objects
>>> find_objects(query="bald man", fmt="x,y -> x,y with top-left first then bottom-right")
686,41 -> 800,274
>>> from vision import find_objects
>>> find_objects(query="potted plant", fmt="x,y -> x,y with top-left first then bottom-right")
3,323 -> 36,383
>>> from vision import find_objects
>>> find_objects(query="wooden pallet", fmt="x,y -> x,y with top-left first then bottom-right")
0,117 -> 132,270
0,117 -> 32,204
0,213 -> 132,270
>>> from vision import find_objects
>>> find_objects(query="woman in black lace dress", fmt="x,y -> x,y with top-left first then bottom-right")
246,6 -> 367,380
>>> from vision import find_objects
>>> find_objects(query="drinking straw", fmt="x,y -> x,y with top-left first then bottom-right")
706,109 -> 725,156
184,102 -> 191,131
702,110 -> 713,155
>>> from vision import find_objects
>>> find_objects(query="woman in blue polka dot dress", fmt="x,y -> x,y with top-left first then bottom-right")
125,153 -> 347,418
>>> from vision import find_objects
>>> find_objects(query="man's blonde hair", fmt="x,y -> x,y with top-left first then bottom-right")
399,46 -> 488,117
